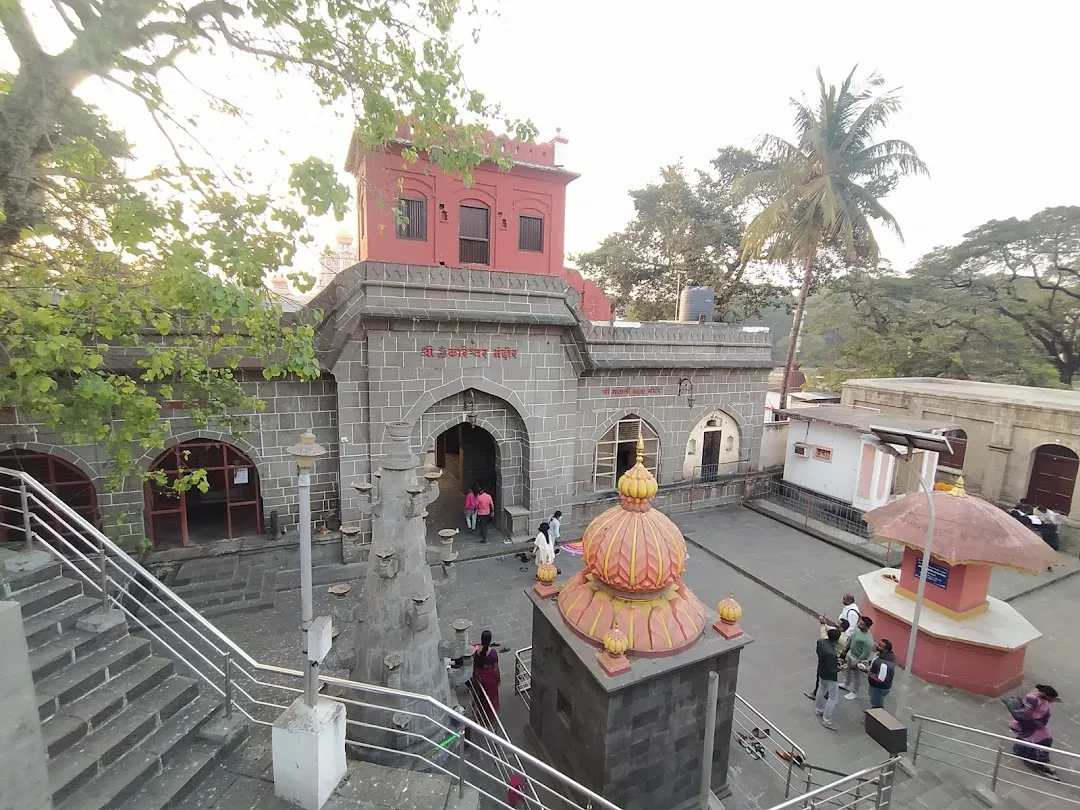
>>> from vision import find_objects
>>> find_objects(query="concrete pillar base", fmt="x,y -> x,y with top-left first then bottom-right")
76,609 -> 127,634
272,696 -> 347,810
972,785 -> 1001,807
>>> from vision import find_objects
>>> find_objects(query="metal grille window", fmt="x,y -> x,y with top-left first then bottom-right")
396,197 -> 427,241
594,416 -> 660,491
459,204 -> 490,265
519,215 -> 544,252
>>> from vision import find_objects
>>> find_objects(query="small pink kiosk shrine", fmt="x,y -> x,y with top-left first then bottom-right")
861,481 -> 1061,696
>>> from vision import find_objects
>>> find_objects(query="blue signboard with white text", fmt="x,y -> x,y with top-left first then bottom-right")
913,555 -> 950,589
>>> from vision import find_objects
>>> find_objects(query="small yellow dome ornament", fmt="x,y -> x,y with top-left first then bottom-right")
714,592 -> 744,640
533,561 -> 560,599
536,562 -> 558,584
598,621 -> 632,675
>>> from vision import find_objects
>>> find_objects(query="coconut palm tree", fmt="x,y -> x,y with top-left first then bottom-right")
741,68 -> 928,410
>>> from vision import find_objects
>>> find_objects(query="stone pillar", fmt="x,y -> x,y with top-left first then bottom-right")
349,421 -> 451,764
0,601 -> 52,810
982,444 -> 1013,504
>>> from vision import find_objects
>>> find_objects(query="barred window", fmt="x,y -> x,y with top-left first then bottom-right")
519,215 -> 544,252
459,204 -> 490,264
594,416 -> 660,491
396,197 -> 427,241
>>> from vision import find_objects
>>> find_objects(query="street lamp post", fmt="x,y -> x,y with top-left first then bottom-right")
868,426 -> 952,722
286,431 -> 327,708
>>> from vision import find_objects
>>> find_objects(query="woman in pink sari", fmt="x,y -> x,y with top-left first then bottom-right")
471,629 -> 501,720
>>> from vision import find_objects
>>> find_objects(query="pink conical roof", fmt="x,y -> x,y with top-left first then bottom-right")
865,483 -> 1062,574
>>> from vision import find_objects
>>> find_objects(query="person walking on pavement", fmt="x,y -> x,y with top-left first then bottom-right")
842,616 -> 874,700
806,617 -> 851,700
865,639 -> 896,710
464,485 -> 479,532
549,510 -> 562,545
814,627 -> 842,730
475,486 -> 494,543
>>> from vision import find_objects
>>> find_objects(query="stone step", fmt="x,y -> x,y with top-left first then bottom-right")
30,621 -> 128,682
42,657 -> 176,759
37,636 -> 152,722
170,558 -> 239,586
171,577 -> 248,599
12,575 -> 83,618
49,675 -> 200,805
24,594 -> 100,649
56,696 -> 223,810
1,560 -> 63,596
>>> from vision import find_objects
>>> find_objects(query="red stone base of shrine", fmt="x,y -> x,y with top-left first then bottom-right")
861,605 -> 1026,696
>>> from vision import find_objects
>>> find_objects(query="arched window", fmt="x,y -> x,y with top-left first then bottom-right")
0,450 -> 99,544
938,428 -> 968,470
459,204 -> 490,265
594,416 -> 659,491
145,440 -> 261,549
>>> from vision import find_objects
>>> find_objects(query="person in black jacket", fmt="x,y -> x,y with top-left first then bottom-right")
814,627 -> 841,730
865,639 -> 896,710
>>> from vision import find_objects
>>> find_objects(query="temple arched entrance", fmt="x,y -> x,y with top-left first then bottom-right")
145,440 -> 262,549
0,449 -> 100,546
416,388 -> 529,539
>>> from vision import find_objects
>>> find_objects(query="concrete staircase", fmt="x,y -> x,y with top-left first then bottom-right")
4,561 -> 246,810
168,556 -> 275,619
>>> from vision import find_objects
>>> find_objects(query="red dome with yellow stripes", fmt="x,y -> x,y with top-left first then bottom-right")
557,439 -> 706,656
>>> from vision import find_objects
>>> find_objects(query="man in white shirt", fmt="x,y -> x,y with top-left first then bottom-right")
838,594 -> 860,629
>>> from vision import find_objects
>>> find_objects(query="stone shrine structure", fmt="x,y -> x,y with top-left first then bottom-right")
862,480 -> 1060,696
527,441 -> 751,809
348,421 -> 452,761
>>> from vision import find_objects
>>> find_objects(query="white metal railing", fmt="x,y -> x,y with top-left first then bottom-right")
0,466 -> 620,810
911,713 -> 1080,805
763,758 -> 900,810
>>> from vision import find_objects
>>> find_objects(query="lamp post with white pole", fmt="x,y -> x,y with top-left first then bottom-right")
868,426 -> 952,722
286,431 -> 327,707
273,431 -> 346,810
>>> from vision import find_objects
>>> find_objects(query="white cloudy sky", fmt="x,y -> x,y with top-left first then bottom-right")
16,0 -> 1080,278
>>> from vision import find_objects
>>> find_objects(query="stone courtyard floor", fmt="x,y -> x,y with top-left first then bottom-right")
201,504 -> 1080,809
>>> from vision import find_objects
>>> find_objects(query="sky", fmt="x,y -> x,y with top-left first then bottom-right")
16,0 -> 1080,279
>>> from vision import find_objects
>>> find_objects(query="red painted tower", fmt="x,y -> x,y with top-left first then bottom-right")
344,125 -> 614,321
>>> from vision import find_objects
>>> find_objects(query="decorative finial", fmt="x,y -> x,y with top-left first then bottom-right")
636,437 -> 644,464
714,591 -> 744,640
598,621 -> 631,675
950,477 -> 967,497
617,438 -> 658,510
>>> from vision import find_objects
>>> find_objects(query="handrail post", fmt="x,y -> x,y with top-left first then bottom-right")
875,760 -> 894,809
699,671 -> 719,810
911,717 -> 923,764
98,539 -> 109,613
457,725 -> 466,799
224,652 -> 234,719
784,742 -> 797,799
19,478 -> 33,553
990,741 -> 1004,792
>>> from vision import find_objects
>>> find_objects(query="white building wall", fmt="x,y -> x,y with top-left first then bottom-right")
783,421 -> 865,503
681,410 -> 742,478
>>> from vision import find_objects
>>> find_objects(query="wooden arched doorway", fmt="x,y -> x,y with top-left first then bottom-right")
0,449 -> 100,545
1026,444 -> 1079,515
146,440 -> 262,549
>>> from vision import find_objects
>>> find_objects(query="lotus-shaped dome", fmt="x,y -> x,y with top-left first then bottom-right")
581,440 -> 687,592
558,438 -> 707,656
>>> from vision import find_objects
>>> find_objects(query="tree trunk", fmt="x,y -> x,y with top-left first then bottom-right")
778,253 -> 815,416
0,56 -> 77,249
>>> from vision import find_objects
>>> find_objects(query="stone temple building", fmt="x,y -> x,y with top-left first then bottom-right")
0,128 -> 772,552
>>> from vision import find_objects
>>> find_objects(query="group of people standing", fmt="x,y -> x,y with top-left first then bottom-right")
808,594 -> 895,730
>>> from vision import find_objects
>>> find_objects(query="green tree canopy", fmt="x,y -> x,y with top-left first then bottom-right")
738,68 -> 927,405
574,148 -> 786,322
0,0 -> 530,486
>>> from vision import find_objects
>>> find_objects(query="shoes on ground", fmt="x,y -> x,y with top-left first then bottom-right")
821,721 -> 837,731
804,693 -> 816,700
844,693 -> 858,700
